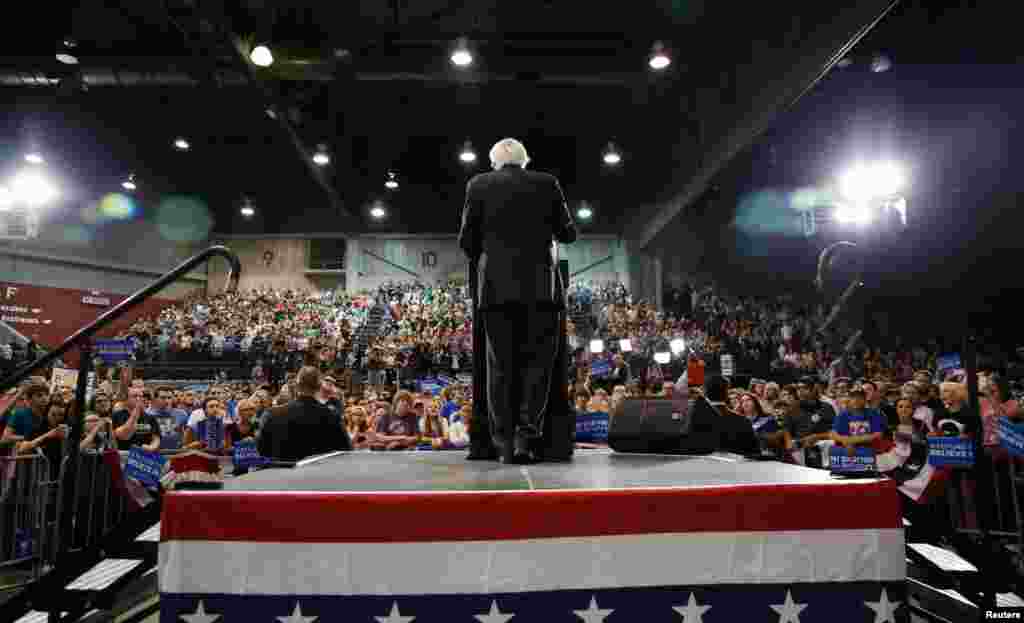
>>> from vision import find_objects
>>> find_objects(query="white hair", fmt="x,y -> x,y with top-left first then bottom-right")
489,138 -> 530,170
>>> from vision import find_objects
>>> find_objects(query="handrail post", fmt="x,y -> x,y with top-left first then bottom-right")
58,343 -> 92,565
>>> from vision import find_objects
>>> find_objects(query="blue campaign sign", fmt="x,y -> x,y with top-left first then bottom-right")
125,447 -> 167,489
937,353 -> 962,372
829,446 -> 877,474
998,416 -> 1024,459
95,339 -> 134,364
590,359 -> 612,379
928,436 -> 976,467
232,440 -> 270,469
575,412 -> 610,443
194,417 -> 225,452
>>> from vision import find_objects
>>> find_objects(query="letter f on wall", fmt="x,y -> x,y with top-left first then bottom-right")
4,287 -> 16,299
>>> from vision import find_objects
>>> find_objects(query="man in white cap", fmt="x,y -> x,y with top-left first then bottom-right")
458,138 -> 577,464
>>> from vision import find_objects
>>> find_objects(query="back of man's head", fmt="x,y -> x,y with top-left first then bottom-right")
704,375 -> 730,403
296,366 -> 321,397
489,138 -> 530,170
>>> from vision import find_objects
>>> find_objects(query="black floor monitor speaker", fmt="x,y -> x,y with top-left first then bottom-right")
608,397 -> 718,455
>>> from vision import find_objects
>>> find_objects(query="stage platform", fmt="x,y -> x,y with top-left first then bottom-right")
159,451 -> 907,622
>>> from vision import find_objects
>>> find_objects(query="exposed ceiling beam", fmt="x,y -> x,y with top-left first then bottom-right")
628,0 -> 901,251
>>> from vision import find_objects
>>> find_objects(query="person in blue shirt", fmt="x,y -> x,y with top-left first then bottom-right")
145,385 -> 190,450
832,388 -> 886,450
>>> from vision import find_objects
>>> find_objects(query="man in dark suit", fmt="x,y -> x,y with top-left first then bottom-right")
458,138 -> 577,464
258,366 -> 351,462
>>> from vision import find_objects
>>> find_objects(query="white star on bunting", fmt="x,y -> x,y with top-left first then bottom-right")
277,602 -> 318,623
474,599 -> 515,623
375,601 -> 416,623
179,600 -> 221,623
572,595 -> 615,622
770,590 -> 808,623
672,593 -> 712,623
865,588 -> 902,623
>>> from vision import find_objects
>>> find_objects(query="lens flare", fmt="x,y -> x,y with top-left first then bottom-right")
157,196 -> 213,242
98,193 -> 136,221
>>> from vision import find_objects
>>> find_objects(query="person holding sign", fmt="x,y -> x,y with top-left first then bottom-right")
184,397 -> 228,452
831,388 -> 885,454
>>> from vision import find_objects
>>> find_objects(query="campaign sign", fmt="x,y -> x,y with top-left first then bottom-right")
937,353 -> 961,372
125,447 -> 167,490
194,417 -> 225,453
590,359 -> 612,379
95,339 -> 134,364
927,436 -> 975,467
232,440 -> 270,469
829,446 -> 877,474
998,416 -> 1024,459
575,412 -> 610,443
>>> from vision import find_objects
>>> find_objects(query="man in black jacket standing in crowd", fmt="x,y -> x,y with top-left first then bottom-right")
259,366 -> 351,462
459,138 -> 578,464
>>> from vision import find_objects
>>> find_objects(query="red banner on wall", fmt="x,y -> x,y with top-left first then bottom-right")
1,283 -> 175,366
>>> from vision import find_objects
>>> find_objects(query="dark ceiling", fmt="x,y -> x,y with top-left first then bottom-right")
0,0 -> 893,239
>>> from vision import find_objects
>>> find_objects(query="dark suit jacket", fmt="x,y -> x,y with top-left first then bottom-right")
458,165 -> 577,310
257,397 -> 351,462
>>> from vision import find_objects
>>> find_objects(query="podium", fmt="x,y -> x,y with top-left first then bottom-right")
469,257 -> 573,461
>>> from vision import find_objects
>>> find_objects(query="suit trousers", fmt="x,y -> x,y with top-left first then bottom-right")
481,304 -> 560,448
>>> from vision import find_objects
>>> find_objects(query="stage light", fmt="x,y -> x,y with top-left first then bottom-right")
313,144 -> 330,166
121,174 -> 136,191
619,339 -> 632,352
451,49 -> 473,67
603,143 -> 622,165
648,41 -> 671,70
384,171 -> 399,190
654,351 -> 671,364
24,153 -> 44,165
577,206 -> 593,220
590,339 -> 605,354
459,141 -> 477,163
240,206 -> 255,217
834,202 -> 872,225
173,137 -> 190,151
838,161 -> 904,202
251,45 -> 274,67
370,205 -> 387,219
10,170 -> 59,206
56,53 -> 78,65
670,338 -> 686,355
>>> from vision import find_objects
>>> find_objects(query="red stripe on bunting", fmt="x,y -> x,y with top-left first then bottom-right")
161,480 -> 901,543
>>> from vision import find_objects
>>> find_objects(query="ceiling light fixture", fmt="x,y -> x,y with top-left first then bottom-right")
250,44 -> 274,67
648,41 -> 671,70
312,144 -> 330,166
459,140 -> 476,163
121,174 -> 136,191
384,172 -> 399,190
240,197 -> 255,218
24,153 -> 45,165
10,170 -> 59,206
370,204 -> 387,219
603,142 -> 622,165
173,137 -> 190,151
56,53 -> 78,65
577,205 -> 593,220
450,38 -> 473,67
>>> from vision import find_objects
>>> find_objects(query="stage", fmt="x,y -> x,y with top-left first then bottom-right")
159,451 -> 907,622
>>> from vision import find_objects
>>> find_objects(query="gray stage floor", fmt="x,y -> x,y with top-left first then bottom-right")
224,450 -> 861,492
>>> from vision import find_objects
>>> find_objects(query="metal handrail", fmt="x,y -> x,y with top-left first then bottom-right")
0,245 -> 241,393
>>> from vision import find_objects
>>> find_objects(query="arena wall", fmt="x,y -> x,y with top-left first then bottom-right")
0,217 -> 207,298
206,237 -> 341,293
349,234 -> 629,294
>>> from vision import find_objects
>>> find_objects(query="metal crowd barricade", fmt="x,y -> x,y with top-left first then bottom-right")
48,449 -> 130,560
0,452 -> 55,590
